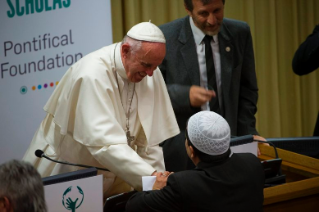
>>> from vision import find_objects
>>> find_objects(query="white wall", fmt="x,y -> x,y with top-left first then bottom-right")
0,0 -> 113,163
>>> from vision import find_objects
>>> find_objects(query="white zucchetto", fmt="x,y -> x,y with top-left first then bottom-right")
187,111 -> 230,156
127,22 -> 166,43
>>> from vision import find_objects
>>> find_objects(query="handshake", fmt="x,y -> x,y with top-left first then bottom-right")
150,171 -> 173,190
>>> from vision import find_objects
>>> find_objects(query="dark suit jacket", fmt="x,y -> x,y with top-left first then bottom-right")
159,16 -> 259,136
292,24 -> 319,136
126,153 -> 265,212
292,24 -> 319,76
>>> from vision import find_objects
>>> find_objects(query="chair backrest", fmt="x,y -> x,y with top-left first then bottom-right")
104,191 -> 137,212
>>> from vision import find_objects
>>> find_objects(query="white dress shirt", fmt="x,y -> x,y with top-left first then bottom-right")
189,17 -> 223,111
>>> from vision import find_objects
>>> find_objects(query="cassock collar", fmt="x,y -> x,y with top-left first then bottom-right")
114,43 -> 127,80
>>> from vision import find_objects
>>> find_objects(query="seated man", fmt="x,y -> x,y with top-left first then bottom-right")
126,111 -> 264,212
0,160 -> 47,212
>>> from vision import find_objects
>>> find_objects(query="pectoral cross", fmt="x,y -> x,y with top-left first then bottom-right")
126,130 -> 135,143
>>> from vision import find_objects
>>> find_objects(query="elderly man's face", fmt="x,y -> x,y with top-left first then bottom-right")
186,0 -> 224,36
122,42 -> 166,83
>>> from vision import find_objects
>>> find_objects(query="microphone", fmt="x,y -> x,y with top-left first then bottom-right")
252,139 -> 285,186
35,149 -> 110,172
230,135 -> 254,146
35,149 -> 45,158
229,135 -> 285,186
230,135 -> 279,158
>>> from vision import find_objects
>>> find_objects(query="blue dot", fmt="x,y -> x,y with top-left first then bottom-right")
38,85 -> 42,89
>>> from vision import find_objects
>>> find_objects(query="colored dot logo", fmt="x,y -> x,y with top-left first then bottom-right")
21,81 -> 59,95
20,86 -> 28,94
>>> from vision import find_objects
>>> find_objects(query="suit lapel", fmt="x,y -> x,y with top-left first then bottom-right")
177,17 -> 234,94
218,22 -> 233,106
179,17 -> 200,86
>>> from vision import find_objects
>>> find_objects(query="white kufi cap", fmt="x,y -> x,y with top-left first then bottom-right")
127,21 -> 166,43
187,111 -> 230,155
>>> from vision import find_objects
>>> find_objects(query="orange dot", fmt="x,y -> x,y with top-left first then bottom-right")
32,86 -> 36,90
56,81 -> 59,85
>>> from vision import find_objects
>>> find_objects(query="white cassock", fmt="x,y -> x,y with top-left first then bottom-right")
23,43 -> 180,198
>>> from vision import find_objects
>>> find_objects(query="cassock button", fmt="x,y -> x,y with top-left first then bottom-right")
226,47 -> 231,52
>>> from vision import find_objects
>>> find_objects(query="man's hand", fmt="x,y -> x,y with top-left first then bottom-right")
152,171 -> 172,190
189,85 -> 215,107
253,135 -> 268,156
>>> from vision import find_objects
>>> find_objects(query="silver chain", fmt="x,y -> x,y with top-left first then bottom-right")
113,43 -> 136,143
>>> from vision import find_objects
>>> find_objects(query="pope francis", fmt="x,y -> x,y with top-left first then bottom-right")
23,22 -> 180,198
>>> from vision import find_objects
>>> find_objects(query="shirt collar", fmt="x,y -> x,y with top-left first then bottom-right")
189,16 -> 219,45
115,43 -> 127,79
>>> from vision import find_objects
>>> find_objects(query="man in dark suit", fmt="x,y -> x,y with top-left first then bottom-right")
159,0 -> 265,171
292,24 -> 319,137
126,111 -> 265,212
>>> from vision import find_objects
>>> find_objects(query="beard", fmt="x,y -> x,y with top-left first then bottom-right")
193,17 -> 222,36
205,29 -> 219,36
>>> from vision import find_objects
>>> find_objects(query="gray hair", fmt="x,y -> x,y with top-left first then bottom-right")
0,160 -> 47,212
122,35 -> 142,55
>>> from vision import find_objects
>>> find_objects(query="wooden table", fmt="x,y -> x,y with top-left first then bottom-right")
259,144 -> 319,212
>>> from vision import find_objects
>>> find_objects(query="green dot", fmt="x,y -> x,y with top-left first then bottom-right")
20,86 -> 28,94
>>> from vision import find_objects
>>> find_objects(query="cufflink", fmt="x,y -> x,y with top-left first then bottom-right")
226,47 -> 231,52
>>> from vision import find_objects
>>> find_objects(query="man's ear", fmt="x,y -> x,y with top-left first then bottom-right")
189,145 -> 195,159
121,43 -> 130,58
0,197 -> 12,212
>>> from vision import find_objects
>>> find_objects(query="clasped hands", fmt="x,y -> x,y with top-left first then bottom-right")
151,171 -> 173,190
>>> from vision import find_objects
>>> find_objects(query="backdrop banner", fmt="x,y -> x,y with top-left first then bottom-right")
0,0 -> 113,163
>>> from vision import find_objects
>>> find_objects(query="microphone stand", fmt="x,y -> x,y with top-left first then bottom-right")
40,152 -> 110,172
254,139 -> 285,187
